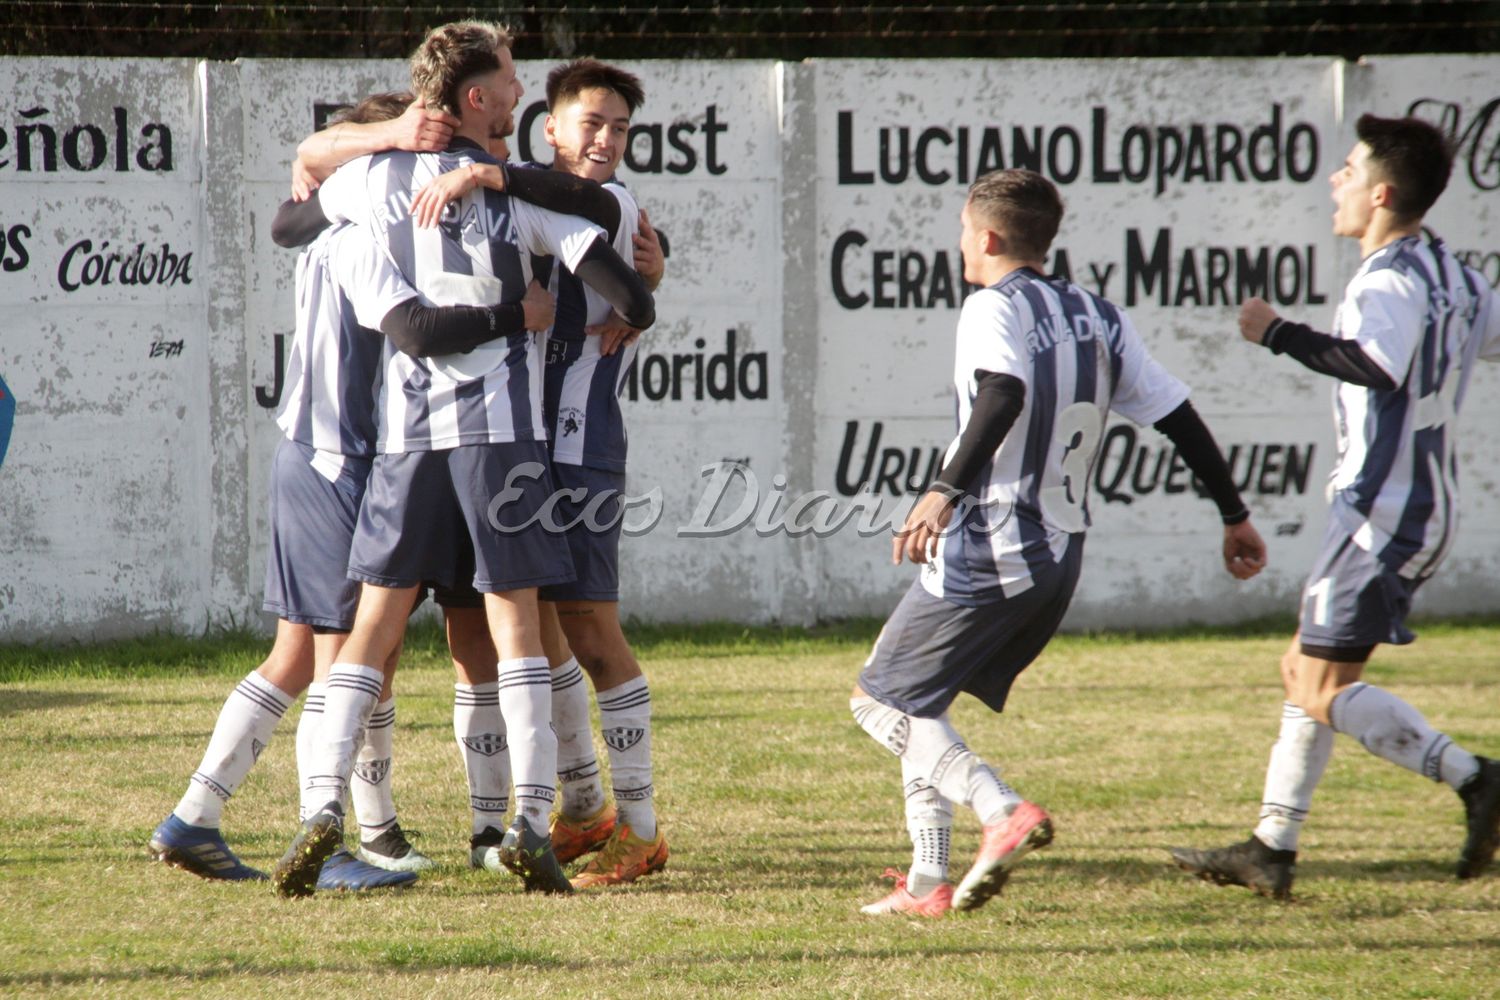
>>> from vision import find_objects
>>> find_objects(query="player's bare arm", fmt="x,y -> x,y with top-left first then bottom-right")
296,98 -> 458,190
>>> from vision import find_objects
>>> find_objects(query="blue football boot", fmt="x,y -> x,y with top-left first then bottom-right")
316,849 -> 418,891
148,814 -> 268,881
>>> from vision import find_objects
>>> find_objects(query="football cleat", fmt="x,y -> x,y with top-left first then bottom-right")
550,802 -> 617,864
569,823 -> 668,889
358,822 -> 436,873
952,800 -> 1054,912
317,849 -> 418,891
859,868 -> 953,917
148,814 -> 267,881
497,815 -> 573,894
1458,756 -> 1500,879
1170,834 -> 1296,900
271,802 -> 345,899
469,825 -> 507,873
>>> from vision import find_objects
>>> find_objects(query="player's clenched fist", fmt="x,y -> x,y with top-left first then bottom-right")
1238,297 -> 1279,345
522,280 -> 555,332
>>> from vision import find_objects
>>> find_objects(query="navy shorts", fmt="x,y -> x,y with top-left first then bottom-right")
1298,517 -> 1423,651
859,534 -> 1084,718
538,463 -> 625,603
348,441 -> 576,594
262,439 -> 370,632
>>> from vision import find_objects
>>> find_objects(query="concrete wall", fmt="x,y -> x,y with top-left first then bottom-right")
1,55 -> 1496,639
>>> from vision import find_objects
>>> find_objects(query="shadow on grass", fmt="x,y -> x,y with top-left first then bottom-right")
0,688 -> 108,717
7,927 -> 1500,988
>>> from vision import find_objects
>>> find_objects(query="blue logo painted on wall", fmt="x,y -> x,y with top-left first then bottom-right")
0,373 -> 13,471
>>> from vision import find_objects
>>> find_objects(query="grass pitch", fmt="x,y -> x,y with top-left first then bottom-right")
1,617 -> 1497,998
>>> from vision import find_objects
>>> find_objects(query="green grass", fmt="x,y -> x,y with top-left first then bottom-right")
2,620 -> 1498,997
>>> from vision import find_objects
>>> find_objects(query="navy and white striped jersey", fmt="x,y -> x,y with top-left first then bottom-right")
1325,235 -> 1500,580
542,180 -> 642,471
316,144 -> 604,453
275,223 -> 417,478
924,267 -> 1189,605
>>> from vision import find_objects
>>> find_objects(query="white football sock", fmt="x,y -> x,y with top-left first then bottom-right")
903,757 -> 952,897
351,697 -> 397,840
598,676 -> 656,840
454,681 -> 510,836
852,695 -> 1020,826
1252,702 -> 1334,852
498,657 -> 557,828
301,663 -> 382,820
174,671 -> 293,828
295,682 -> 325,822
552,658 -> 606,820
1331,682 -> 1479,789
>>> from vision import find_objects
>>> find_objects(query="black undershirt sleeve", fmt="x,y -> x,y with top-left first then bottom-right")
1261,318 -> 1396,390
571,237 -> 655,329
379,298 -> 526,358
505,166 -> 622,242
1152,400 -> 1249,524
930,371 -> 1026,497
271,195 -> 334,249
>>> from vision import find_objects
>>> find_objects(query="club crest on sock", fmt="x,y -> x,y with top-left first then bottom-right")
354,757 -> 391,785
462,733 -> 507,757
604,727 -> 645,752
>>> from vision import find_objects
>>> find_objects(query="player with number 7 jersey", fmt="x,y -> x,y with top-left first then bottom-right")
851,168 -> 1265,919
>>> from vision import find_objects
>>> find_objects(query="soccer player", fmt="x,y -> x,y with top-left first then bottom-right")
852,169 -> 1267,917
270,20 -> 655,898
148,93 -> 554,890
534,59 -> 666,889
411,61 -> 670,886
282,95 -> 643,877
1171,114 -> 1500,900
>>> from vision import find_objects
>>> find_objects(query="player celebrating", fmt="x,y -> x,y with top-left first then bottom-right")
404,59 -> 670,884
149,91 -> 555,890
852,169 -> 1267,917
1172,114 -> 1500,900
535,60 -> 666,889
270,21 -> 654,898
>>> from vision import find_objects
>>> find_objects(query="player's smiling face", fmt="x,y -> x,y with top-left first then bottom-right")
1330,141 -> 1378,239
546,87 -> 631,183
470,46 -> 524,141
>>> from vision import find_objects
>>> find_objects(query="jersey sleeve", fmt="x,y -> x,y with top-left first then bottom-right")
314,155 -> 375,229
961,289 -> 1029,385
1343,268 -> 1426,384
327,228 -> 418,330
1108,311 -> 1191,426
604,183 -> 640,261
510,199 -> 606,272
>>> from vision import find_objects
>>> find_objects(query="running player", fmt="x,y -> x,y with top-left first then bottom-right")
270,20 -> 655,897
852,169 -> 1267,917
1172,114 -> 1500,900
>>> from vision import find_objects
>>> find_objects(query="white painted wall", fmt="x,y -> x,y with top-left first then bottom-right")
0,55 -> 1495,639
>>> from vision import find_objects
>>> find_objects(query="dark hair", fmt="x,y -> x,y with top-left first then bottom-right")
545,58 -> 645,115
967,169 -> 1064,261
1355,113 -> 1453,221
329,91 -> 414,127
409,20 -> 511,116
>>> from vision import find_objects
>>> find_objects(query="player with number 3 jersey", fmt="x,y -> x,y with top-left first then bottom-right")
851,168 -> 1266,918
